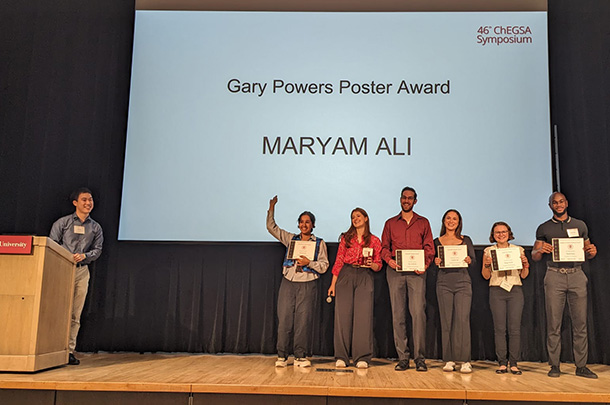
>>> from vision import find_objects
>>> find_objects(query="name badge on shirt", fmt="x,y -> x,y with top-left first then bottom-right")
500,278 -> 513,292
567,228 -> 579,238
74,225 -> 85,235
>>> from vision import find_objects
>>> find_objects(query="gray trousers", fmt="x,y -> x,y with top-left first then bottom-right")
70,265 -> 90,352
277,277 -> 317,359
489,285 -> 524,367
436,269 -> 471,362
386,269 -> 426,361
334,265 -> 374,364
544,269 -> 588,368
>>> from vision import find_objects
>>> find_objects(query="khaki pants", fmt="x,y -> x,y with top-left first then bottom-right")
69,265 -> 90,353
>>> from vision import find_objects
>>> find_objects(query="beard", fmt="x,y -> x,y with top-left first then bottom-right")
401,204 -> 413,213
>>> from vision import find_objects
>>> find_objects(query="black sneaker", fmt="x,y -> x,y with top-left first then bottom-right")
394,359 -> 410,371
415,359 -> 428,372
547,365 -> 560,377
68,353 -> 80,366
575,367 -> 598,379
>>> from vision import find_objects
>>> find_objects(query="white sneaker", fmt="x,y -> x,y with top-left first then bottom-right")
460,362 -> 472,373
335,359 -> 347,368
356,361 -> 368,369
294,358 -> 311,367
443,361 -> 456,372
275,357 -> 288,367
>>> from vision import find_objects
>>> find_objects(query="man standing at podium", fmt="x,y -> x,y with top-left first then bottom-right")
50,187 -> 103,365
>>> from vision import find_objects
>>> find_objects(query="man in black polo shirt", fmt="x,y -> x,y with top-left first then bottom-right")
532,192 -> 597,379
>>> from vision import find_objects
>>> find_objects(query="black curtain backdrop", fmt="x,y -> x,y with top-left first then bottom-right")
1,0 -> 609,363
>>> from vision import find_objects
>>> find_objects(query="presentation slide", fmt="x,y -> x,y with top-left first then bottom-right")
119,10 -> 552,244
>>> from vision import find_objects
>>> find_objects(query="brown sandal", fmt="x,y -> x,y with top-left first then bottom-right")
496,366 -> 508,374
510,366 -> 522,375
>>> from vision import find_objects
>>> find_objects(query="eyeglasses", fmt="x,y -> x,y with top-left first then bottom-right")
494,230 -> 509,235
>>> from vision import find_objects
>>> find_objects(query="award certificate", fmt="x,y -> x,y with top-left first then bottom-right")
396,249 -> 425,272
552,238 -> 585,262
490,247 -> 522,271
288,240 -> 316,261
437,245 -> 468,268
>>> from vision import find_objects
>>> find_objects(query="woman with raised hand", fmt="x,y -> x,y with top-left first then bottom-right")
267,195 -> 329,368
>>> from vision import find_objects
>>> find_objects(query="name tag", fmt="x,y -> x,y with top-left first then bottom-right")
500,278 -> 513,292
74,225 -> 85,235
567,228 -> 579,238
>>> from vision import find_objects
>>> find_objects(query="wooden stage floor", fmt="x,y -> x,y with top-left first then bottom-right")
0,353 -> 609,404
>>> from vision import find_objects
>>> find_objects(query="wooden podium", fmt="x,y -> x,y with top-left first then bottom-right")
0,236 -> 75,372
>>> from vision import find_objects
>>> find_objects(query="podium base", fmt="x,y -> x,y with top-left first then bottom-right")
0,350 -> 68,372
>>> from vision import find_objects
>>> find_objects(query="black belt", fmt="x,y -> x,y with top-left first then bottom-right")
77,262 -> 88,267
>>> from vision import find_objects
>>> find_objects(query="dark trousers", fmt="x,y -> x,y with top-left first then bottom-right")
277,277 -> 317,358
436,269 -> 472,362
386,269 -> 426,361
489,285 -> 524,367
334,265 -> 374,364
544,269 -> 588,368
